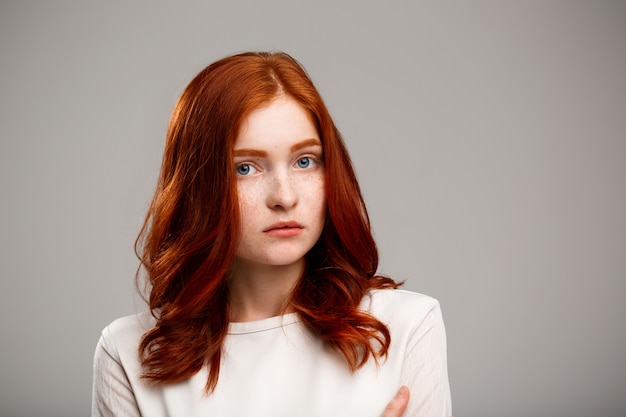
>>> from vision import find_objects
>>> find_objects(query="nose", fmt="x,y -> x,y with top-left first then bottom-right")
266,169 -> 298,210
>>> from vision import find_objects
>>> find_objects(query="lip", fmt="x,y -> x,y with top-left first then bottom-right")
263,221 -> 304,237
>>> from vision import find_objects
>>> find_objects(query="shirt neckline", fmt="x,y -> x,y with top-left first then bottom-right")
228,312 -> 301,335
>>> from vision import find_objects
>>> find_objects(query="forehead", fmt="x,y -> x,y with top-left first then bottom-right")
234,96 -> 319,150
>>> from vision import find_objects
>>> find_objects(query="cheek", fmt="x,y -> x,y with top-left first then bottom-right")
237,184 -> 261,223
306,175 -> 327,218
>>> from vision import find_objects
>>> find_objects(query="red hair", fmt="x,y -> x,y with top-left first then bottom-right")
136,51 -> 400,392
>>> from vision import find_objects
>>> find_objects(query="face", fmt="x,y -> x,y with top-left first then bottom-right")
233,95 -> 326,270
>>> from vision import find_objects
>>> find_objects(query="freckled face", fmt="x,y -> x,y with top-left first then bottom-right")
233,96 -> 326,269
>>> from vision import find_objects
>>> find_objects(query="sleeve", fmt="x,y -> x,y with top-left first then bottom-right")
400,302 -> 452,417
92,329 -> 142,417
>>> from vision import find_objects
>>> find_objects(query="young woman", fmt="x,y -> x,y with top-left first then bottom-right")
92,51 -> 452,417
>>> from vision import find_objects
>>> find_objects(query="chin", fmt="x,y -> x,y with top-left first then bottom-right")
266,254 -> 308,267
263,248 -> 313,267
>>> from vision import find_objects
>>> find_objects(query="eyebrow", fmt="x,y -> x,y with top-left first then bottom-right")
233,138 -> 322,157
232,149 -> 268,158
290,138 -> 322,153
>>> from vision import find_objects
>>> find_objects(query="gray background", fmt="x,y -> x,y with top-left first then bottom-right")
1,1 -> 624,417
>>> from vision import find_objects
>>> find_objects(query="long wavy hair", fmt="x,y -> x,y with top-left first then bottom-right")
136,51 -> 400,392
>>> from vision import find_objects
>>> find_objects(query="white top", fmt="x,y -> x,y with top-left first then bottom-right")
92,289 -> 452,417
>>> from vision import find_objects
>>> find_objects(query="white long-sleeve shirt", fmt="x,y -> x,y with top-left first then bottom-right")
92,289 -> 452,417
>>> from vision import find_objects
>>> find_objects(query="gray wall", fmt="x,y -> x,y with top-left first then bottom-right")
1,1 -> 624,416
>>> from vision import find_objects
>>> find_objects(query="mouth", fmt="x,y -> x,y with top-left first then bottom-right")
263,221 -> 304,237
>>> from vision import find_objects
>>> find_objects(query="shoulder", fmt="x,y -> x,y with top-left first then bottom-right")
360,288 -> 443,333
97,311 -> 155,363
93,312 -> 155,416
363,288 -> 440,317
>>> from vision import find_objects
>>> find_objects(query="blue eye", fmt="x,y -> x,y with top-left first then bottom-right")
236,164 -> 252,175
297,157 -> 312,168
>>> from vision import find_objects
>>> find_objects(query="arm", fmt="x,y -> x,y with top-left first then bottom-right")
401,303 -> 452,417
92,332 -> 142,417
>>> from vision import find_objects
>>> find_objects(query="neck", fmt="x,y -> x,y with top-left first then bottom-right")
227,258 -> 304,322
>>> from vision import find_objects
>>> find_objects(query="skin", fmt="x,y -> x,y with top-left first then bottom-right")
382,386 -> 410,417
230,95 -> 413,416
230,95 -> 326,322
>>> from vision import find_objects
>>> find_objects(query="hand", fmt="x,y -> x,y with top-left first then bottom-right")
380,386 -> 410,417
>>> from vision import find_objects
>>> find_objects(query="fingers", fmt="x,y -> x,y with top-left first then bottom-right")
380,386 -> 410,417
